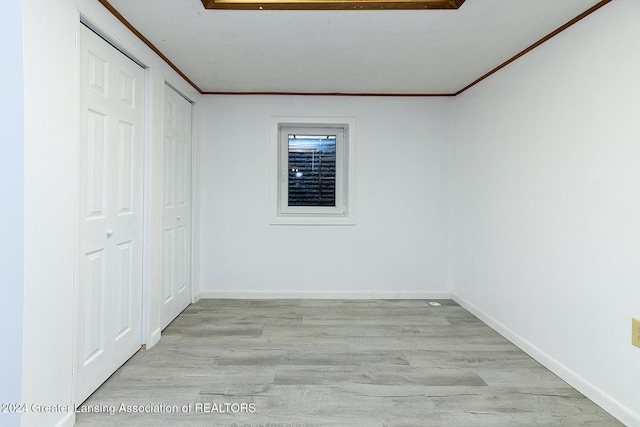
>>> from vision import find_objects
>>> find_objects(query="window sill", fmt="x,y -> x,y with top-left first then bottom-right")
269,214 -> 356,226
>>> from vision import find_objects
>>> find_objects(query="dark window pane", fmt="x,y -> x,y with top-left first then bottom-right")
288,135 -> 336,207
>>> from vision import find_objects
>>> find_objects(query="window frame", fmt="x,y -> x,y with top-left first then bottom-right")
280,126 -> 343,215
270,116 -> 356,225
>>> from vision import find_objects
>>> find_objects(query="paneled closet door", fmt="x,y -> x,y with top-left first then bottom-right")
160,84 -> 192,330
75,23 -> 145,404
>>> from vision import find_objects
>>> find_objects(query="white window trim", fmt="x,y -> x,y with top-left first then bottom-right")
269,116 -> 356,225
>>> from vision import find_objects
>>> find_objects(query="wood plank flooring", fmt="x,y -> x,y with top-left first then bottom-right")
74,299 -> 623,426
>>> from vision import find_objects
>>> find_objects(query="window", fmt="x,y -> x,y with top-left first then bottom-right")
286,132 -> 337,208
270,117 -> 356,225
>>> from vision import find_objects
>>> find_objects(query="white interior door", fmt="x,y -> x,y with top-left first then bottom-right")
75,24 -> 145,404
160,84 -> 192,330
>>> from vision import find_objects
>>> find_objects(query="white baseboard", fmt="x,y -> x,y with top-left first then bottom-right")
198,290 -> 452,300
452,293 -> 640,427
55,411 -> 75,427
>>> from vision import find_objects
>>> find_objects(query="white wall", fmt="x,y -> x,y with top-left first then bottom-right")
450,0 -> 640,424
20,1 -> 199,426
0,2 -> 25,427
198,95 -> 451,298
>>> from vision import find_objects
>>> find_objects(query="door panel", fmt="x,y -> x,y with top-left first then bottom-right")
117,120 -> 134,213
160,85 -> 192,330
163,135 -> 174,208
162,229 -> 174,304
83,249 -> 106,365
177,139 -> 187,206
88,52 -> 107,95
115,240 -> 133,340
86,110 -> 107,218
76,24 -> 145,404
177,224 -> 187,293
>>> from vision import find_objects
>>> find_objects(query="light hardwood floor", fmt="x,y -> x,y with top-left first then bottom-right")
75,299 -> 623,426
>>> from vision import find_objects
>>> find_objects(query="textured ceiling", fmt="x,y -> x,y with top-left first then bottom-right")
105,0 -> 606,94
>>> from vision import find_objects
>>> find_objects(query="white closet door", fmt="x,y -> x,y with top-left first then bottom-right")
160,84 -> 192,330
76,24 -> 145,404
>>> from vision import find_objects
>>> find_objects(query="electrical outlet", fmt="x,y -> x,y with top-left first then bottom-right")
633,318 -> 640,348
